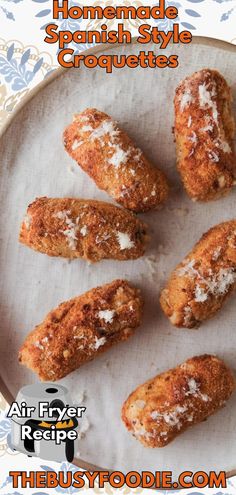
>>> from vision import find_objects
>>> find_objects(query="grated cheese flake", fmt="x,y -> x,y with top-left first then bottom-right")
98,309 -> 115,324
116,231 -> 135,250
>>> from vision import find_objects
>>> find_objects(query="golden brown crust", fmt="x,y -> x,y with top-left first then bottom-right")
63,108 -> 169,212
19,279 -> 143,381
174,69 -> 235,201
121,354 -> 235,448
19,197 -> 148,262
160,220 -> 236,328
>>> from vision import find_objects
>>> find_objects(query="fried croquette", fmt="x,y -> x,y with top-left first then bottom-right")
174,69 -> 235,201
122,354 -> 235,447
63,108 -> 169,212
19,197 -> 148,262
160,220 -> 236,328
19,279 -> 143,381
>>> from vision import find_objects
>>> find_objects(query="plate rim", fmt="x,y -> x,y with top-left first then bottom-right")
1,35 -> 236,484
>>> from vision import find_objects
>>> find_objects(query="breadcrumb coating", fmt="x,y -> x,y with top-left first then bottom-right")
19,279 -> 143,381
160,220 -> 236,328
63,108 -> 169,212
174,69 -> 235,201
19,197 -> 148,262
122,355 -> 235,447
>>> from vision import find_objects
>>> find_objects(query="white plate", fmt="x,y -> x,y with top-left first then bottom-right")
1,40 -> 236,478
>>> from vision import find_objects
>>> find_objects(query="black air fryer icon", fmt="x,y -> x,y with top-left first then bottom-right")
8,383 -> 79,462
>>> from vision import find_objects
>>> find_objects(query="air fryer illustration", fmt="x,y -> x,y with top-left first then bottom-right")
8,383 -> 79,462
